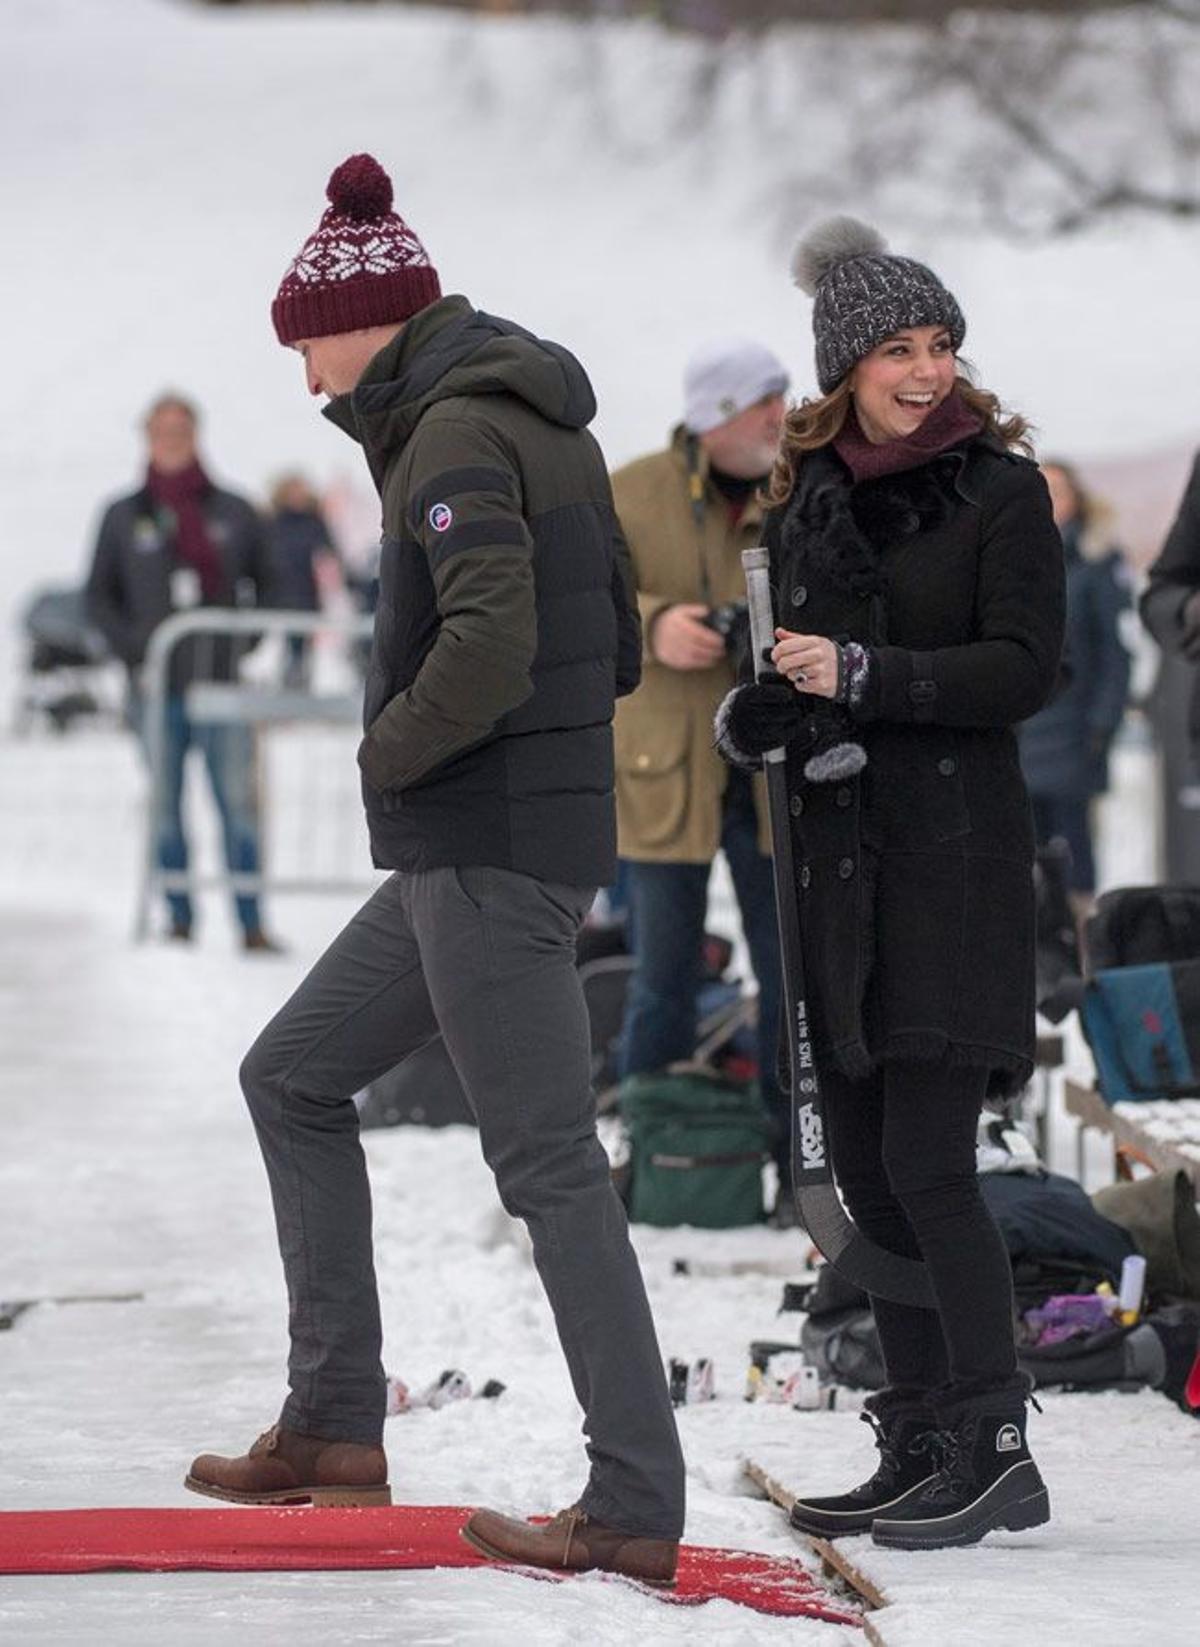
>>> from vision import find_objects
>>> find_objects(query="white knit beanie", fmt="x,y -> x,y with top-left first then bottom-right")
682,338 -> 790,435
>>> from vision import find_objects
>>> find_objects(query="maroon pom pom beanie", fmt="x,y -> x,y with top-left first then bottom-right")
271,154 -> 441,346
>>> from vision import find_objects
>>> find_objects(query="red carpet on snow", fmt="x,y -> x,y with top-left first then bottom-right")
0,1504 -> 860,1624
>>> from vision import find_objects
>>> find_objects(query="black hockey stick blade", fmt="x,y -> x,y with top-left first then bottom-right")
799,1184 -> 933,1307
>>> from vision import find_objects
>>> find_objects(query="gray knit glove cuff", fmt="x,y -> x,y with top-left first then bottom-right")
838,641 -> 872,711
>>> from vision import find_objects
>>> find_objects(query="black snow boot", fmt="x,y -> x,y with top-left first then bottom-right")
871,1374 -> 1050,1550
788,1387 -> 938,1539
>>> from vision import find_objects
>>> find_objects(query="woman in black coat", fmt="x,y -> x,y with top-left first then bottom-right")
717,217 -> 1064,1551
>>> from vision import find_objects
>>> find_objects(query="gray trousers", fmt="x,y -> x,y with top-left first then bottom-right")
240,864 -> 685,1539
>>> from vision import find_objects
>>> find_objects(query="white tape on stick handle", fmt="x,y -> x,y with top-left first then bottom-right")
741,547 -> 786,765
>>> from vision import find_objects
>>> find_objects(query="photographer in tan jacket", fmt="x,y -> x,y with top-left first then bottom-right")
612,339 -> 793,1214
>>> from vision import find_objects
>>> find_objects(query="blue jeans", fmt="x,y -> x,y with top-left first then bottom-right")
620,771 -> 785,1173
141,695 -> 264,933
1030,794 -> 1095,894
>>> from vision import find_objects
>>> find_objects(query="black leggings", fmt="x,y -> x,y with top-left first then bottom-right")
825,1055 -> 1017,1392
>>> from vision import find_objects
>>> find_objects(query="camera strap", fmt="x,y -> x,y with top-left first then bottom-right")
684,434 -> 713,606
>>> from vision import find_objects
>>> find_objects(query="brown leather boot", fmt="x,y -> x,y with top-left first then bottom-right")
184,1424 -> 390,1507
242,929 -> 286,955
461,1504 -> 678,1585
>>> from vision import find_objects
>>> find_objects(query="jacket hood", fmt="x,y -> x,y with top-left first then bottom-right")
323,295 -> 596,480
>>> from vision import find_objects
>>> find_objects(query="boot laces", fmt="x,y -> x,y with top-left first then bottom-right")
250,1425 -> 282,1458
863,1408 -> 933,1481
549,1504 -> 588,1568
928,1416 -> 978,1492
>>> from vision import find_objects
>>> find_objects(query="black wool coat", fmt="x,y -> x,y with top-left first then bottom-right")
765,436 -> 1065,1098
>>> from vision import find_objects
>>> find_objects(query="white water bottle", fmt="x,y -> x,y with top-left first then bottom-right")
1118,1254 -> 1147,1322
789,1364 -> 822,1411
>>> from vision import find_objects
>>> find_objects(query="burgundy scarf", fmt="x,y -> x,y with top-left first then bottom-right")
146,461 -> 223,599
834,390 -> 984,485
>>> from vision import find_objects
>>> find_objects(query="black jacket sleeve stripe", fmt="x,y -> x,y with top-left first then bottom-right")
425,518 -> 529,571
412,465 -> 518,528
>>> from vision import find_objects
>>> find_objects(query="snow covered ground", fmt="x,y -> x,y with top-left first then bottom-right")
0,730 -> 1196,1647
4,3 -> 1200,1643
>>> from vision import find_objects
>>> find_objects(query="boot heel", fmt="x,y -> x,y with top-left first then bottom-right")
308,1485 -> 393,1508
1001,1487 -> 1050,1532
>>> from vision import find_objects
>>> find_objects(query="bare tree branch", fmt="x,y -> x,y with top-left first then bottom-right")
924,18 -> 1200,231
1147,1 -> 1200,24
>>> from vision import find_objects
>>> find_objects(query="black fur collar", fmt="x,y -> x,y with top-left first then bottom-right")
779,446 -> 967,599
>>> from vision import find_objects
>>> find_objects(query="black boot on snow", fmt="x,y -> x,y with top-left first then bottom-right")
788,1387 -> 938,1539
871,1374 -> 1050,1550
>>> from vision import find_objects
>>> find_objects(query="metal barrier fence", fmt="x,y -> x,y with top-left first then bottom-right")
135,608 -> 376,939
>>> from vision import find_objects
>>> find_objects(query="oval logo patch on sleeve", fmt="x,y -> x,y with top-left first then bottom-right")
428,503 -> 454,533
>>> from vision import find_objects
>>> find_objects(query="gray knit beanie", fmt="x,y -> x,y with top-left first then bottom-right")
792,216 -> 966,394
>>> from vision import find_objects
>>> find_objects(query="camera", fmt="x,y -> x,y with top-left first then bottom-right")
701,598 -> 750,657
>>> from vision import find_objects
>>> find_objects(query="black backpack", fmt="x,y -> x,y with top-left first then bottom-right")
798,1264 -> 884,1390
1087,885 -> 1200,969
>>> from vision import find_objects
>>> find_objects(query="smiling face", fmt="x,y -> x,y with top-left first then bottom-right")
849,325 -> 957,444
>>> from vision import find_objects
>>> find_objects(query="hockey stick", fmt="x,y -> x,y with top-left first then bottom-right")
742,547 -> 932,1307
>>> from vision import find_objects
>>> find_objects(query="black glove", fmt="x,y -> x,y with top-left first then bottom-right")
721,679 -> 803,759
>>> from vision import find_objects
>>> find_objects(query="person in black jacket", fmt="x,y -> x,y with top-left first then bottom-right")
267,473 -> 338,689
717,216 -> 1064,1551
1141,451 -> 1200,713
1019,460 -> 1131,916
85,394 -> 280,951
185,155 -> 684,1584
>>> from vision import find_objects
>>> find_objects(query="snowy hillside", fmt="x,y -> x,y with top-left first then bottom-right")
1,733 -> 1197,1647
4,0 -> 1200,697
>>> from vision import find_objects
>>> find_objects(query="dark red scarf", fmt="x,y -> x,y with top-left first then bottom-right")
146,461 -> 223,599
834,390 -> 984,484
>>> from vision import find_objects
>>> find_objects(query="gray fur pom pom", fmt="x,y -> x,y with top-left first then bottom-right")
791,216 -> 888,295
804,740 -> 867,784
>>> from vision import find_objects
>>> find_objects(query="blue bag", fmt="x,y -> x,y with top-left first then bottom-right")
1081,959 -> 1200,1104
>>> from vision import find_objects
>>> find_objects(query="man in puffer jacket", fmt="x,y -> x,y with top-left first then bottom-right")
184,155 -> 684,1587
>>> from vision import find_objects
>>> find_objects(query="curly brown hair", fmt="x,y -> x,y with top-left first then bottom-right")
765,366 -> 1034,509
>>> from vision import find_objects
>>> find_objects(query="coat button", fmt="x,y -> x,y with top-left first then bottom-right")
790,794 -> 804,817
835,787 -> 852,808
937,756 -> 957,776
791,585 -> 808,608
838,857 -> 855,879
800,865 -> 811,889
635,754 -> 650,769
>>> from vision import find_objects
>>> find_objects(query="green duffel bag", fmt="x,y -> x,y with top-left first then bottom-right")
622,1065 -> 773,1229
